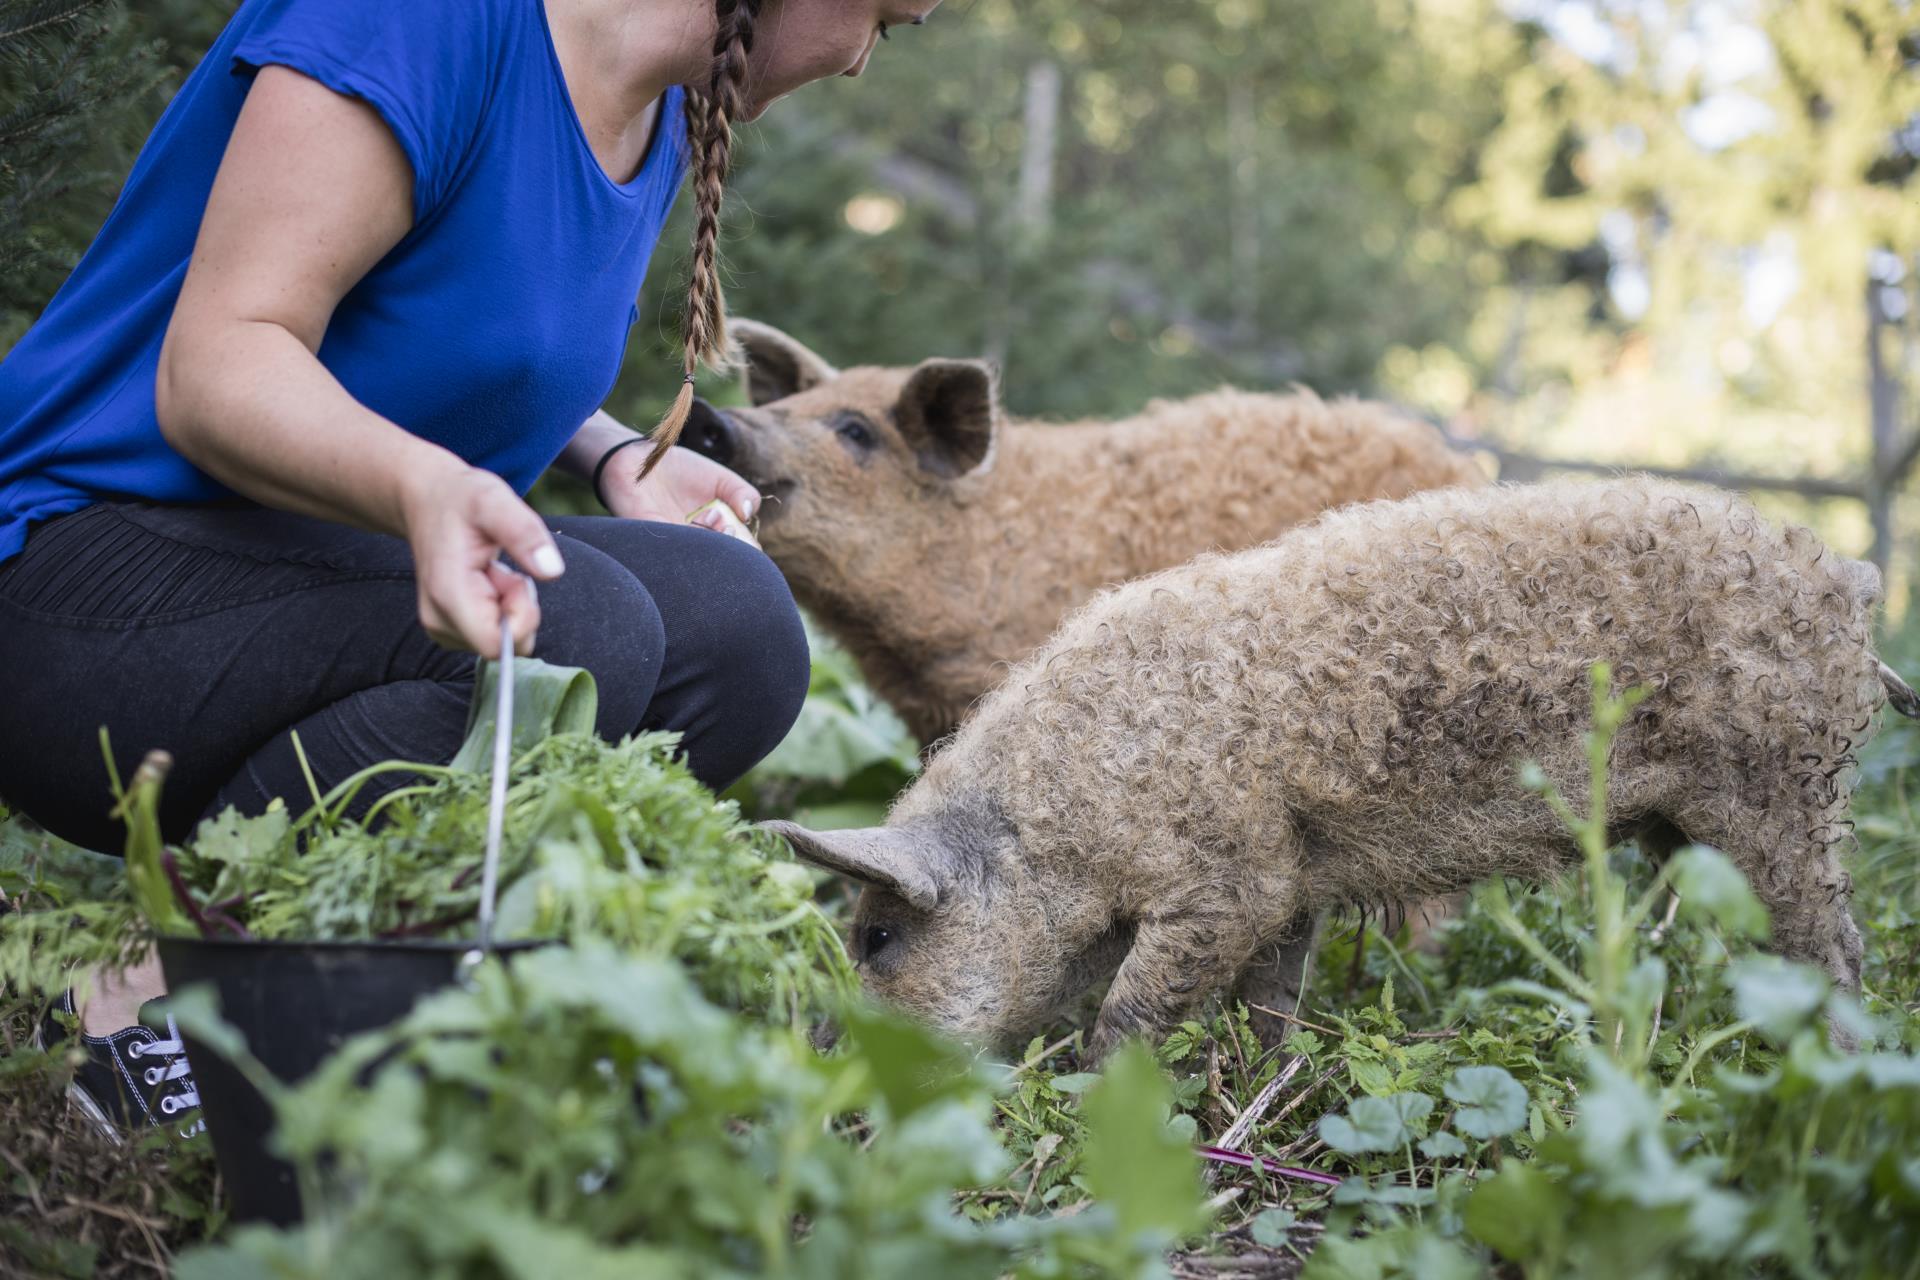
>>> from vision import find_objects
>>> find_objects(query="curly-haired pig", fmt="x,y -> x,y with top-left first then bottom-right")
769,477 -> 1917,1059
685,320 -> 1485,746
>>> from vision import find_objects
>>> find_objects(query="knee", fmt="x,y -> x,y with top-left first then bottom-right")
533,550 -> 668,743
694,539 -> 811,748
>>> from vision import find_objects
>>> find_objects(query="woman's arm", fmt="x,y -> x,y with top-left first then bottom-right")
555,409 -> 761,532
155,65 -> 558,658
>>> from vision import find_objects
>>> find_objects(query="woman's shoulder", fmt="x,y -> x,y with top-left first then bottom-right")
231,0 -> 538,222
232,0 -> 528,81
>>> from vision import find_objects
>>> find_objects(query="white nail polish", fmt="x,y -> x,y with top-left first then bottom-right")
533,546 -> 565,577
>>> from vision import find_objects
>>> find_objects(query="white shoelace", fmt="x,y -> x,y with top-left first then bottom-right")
129,1014 -> 205,1137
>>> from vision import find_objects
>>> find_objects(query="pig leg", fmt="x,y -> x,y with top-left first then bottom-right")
1233,912 -> 1320,1050
1088,906 -> 1261,1062
1663,795 -> 1863,1049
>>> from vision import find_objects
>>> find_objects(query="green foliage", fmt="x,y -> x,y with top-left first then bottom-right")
726,621 -> 922,832
595,0 -> 1524,439
169,945 -> 1194,1280
1317,1093 -> 1433,1155
1080,1044 -> 1205,1244
1440,1067 -> 1527,1141
161,730 -> 847,1027
0,0 -> 162,338
1279,669 -> 1920,1278
2,656 -> 1207,1277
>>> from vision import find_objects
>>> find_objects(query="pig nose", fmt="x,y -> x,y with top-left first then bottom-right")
684,397 -> 737,468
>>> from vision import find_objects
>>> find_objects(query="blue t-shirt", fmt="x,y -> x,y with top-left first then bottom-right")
0,0 -> 689,564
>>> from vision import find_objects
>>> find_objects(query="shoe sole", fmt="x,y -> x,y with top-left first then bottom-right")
30,1000 -> 132,1147
64,1078 -> 128,1146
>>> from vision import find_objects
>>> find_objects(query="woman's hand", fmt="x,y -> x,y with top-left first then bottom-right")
400,461 -> 565,658
600,443 -> 761,540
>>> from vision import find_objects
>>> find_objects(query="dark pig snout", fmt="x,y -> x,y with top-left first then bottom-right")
684,397 -> 739,469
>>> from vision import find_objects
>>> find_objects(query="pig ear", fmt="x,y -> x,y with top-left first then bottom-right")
895,359 -> 999,479
762,821 -> 941,911
732,319 -> 840,406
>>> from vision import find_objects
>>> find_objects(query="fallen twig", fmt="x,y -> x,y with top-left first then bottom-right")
1246,1003 -> 1341,1039
1264,1061 -> 1343,1130
1197,1145 -> 1341,1188
1214,1053 -> 1307,1153
1649,890 -> 1682,944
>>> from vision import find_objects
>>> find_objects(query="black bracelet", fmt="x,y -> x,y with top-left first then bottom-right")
591,437 -> 651,510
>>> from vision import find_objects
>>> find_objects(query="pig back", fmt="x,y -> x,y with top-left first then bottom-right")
912,477 -> 1885,895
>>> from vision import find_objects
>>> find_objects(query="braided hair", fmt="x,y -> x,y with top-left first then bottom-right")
636,0 -> 761,483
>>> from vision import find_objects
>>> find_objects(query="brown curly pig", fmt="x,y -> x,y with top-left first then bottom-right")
682,319 -> 1486,745
770,478 -> 1917,1060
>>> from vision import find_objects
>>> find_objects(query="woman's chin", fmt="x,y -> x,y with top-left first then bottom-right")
741,91 -> 789,123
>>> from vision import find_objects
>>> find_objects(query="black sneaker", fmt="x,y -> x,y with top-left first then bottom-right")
36,989 -> 204,1141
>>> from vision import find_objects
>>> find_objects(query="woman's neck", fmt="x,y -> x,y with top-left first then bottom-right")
546,0 -> 712,137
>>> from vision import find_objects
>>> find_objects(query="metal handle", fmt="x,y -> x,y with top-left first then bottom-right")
476,611 -> 514,951
460,612 -> 516,984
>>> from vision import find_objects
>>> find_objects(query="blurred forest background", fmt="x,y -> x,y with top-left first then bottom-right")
6,0 -> 1920,596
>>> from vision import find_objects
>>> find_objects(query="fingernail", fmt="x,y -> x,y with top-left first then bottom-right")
533,545 -> 565,577
744,495 -> 761,520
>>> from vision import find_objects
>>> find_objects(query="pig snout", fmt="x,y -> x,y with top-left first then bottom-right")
684,397 -> 741,469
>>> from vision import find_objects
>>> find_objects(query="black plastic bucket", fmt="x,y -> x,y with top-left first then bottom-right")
156,934 -> 547,1226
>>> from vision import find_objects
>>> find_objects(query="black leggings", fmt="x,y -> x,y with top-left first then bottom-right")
0,502 -> 810,850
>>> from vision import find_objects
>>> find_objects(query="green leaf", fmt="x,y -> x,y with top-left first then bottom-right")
1667,845 -> 1768,939
789,800 -> 893,830
1349,1056 -> 1397,1096
452,656 -> 599,772
1443,1066 -> 1528,1140
843,1001 -> 980,1123
1419,1131 -> 1468,1159
1080,1043 -> 1205,1240
1464,1162 -> 1564,1260
1048,1072 -> 1101,1095
0,818 -> 122,901
1250,1207 -> 1296,1247
753,680 -> 919,786
1620,956 -> 1667,1020
1331,1176 -> 1437,1207
1729,956 -> 1828,1042
190,801 -> 290,866
1284,1029 -> 1326,1059
1318,1092 -> 1434,1153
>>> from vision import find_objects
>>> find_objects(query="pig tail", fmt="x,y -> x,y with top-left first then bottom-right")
638,0 -> 759,483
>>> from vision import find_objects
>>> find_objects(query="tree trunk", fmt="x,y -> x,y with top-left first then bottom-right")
1015,60 -> 1061,239
1867,271 -> 1901,571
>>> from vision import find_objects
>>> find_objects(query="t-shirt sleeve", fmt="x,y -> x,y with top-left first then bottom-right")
229,0 -> 501,225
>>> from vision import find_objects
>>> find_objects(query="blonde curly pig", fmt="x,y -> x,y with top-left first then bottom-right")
773,477 -> 1917,1058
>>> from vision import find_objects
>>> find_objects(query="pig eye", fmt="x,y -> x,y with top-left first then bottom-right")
834,414 -> 879,453
861,925 -> 892,959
